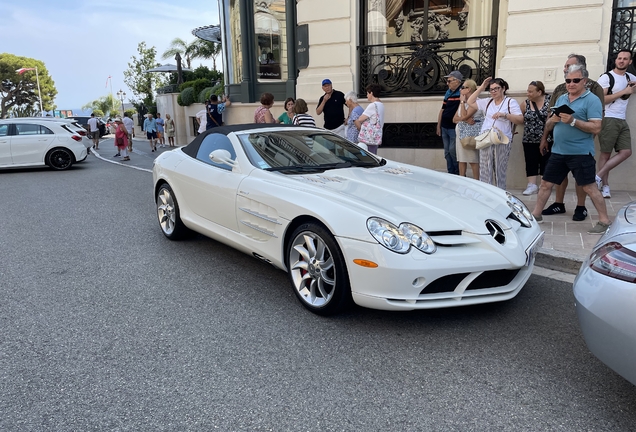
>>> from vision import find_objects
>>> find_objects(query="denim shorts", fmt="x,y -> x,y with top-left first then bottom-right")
542,153 -> 596,186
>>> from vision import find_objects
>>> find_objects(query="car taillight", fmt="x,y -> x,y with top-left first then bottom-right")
78,130 -> 87,136
589,241 -> 636,283
71,135 -> 82,142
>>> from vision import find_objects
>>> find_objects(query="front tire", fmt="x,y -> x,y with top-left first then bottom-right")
46,148 -> 74,170
287,223 -> 352,315
156,184 -> 191,240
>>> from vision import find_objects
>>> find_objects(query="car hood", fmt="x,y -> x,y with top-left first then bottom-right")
262,163 -> 516,234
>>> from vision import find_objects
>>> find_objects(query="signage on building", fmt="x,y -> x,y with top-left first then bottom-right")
296,24 -> 309,70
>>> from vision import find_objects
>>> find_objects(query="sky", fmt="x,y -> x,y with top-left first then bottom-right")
1,0 -> 220,111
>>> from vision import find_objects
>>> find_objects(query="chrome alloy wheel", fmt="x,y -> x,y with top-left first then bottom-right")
289,231 -> 336,308
157,187 -> 177,235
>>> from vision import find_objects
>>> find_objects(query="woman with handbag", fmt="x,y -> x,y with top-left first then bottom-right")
467,77 -> 523,189
520,81 -> 551,195
354,84 -> 385,154
113,118 -> 130,161
453,79 -> 482,180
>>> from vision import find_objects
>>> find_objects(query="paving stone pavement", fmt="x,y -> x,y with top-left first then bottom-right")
514,186 -> 635,274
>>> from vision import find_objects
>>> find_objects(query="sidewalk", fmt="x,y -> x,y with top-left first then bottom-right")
513,186 -> 635,274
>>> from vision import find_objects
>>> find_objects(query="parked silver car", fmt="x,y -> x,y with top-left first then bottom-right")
573,202 -> 636,385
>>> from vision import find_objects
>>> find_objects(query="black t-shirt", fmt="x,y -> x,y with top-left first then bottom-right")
440,87 -> 461,129
318,90 -> 346,130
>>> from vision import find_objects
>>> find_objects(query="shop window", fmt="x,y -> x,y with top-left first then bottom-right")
255,0 -> 288,81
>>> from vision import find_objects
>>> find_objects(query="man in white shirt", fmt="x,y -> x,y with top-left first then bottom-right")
123,113 -> 134,152
87,113 -> 100,149
595,49 -> 636,198
196,109 -> 207,135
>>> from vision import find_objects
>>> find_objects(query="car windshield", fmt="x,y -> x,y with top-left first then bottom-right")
238,130 -> 384,173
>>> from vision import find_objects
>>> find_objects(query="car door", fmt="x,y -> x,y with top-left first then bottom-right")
178,133 -> 246,231
0,124 -> 11,166
11,123 -> 56,165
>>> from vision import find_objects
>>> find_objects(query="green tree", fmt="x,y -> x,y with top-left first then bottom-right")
0,53 -> 57,118
161,38 -> 197,69
123,42 -> 166,107
82,94 -> 121,117
191,40 -> 222,71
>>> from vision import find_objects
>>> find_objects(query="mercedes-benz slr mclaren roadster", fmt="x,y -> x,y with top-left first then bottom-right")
152,124 -> 544,315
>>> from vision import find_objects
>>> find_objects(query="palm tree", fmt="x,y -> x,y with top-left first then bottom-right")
191,39 -> 222,71
161,38 -> 196,69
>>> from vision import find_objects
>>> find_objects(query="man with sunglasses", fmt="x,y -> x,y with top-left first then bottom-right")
532,64 -> 611,235
437,70 -> 463,174
595,49 -> 636,198
540,54 -> 605,222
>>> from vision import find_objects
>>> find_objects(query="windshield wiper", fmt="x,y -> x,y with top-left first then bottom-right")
265,165 -> 325,172
266,161 -> 352,172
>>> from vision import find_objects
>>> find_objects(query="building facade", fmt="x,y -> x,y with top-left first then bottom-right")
160,0 -> 636,190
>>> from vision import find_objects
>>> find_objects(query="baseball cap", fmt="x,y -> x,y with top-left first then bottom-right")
322,79 -> 332,86
444,71 -> 464,81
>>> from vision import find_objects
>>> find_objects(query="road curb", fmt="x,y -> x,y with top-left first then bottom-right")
535,248 -> 584,275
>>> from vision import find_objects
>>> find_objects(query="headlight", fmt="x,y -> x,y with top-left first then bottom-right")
367,218 -> 437,254
506,192 -> 533,227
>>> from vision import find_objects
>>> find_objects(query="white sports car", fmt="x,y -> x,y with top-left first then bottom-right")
152,125 -> 544,315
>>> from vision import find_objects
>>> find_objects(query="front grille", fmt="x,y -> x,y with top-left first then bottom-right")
420,269 -> 521,295
466,269 -> 520,290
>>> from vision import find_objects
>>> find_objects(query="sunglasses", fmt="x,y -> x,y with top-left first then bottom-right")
565,78 -> 583,84
489,87 -> 502,92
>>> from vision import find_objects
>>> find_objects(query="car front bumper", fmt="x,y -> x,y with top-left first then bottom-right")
573,264 -> 636,385
338,229 -> 543,311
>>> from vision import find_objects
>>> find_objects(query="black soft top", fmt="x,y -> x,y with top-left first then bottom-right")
181,123 -> 310,158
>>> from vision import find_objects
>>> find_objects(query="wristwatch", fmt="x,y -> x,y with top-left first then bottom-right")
570,118 -> 577,127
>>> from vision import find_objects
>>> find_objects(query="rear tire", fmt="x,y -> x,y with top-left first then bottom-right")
46,148 -> 74,170
156,184 -> 191,240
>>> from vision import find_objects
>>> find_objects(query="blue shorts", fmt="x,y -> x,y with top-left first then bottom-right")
542,153 -> 596,186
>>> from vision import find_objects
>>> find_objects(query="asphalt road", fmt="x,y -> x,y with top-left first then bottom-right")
1,150 -> 635,431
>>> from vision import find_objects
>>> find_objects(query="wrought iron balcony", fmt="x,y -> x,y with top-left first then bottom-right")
609,5 -> 636,73
358,35 -> 496,97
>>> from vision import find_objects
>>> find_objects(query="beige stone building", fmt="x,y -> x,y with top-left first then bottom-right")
159,0 -> 636,190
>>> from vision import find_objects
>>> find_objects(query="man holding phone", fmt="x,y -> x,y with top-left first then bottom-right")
532,64 -> 611,235
594,49 -> 636,198
539,54 -> 605,222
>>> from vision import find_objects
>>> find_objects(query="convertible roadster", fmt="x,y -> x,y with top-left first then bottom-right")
152,124 -> 543,315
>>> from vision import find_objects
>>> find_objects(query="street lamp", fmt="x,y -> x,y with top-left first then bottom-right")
116,89 -> 126,116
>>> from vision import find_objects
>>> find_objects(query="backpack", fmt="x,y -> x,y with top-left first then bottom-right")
603,71 -> 631,100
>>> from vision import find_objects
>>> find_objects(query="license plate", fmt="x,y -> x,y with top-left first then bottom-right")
526,232 -> 545,266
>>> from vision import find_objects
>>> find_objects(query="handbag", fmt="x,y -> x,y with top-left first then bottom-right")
460,136 -> 476,149
358,103 -> 383,146
116,136 -> 124,146
475,97 -> 511,150
475,126 -> 509,150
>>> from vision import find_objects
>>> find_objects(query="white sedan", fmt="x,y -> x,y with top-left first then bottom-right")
0,118 -> 88,170
152,125 -> 544,315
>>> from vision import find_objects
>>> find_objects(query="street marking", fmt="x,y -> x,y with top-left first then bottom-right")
90,149 -> 152,173
532,266 -> 576,284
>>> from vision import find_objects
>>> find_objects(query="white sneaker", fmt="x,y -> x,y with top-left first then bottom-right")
522,183 -> 538,195
602,185 -> 611,198
595,175 -> 602,190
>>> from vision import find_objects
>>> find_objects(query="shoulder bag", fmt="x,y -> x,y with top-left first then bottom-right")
358,103 -> 383,146
474,98 -> 509,150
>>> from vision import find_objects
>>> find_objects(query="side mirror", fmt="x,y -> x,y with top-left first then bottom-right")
209,149 -> 238,169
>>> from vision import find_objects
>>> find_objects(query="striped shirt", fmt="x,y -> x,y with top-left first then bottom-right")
292,114 -> 316,127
